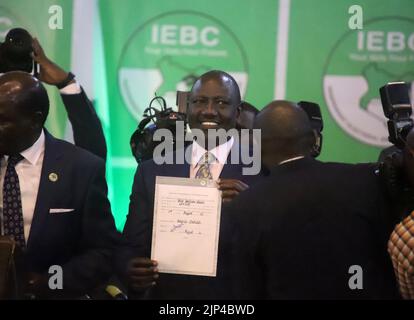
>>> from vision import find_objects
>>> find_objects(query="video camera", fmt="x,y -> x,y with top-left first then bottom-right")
130,91 -> 189,163
378,81 -> 414,220
380,82 -> 413,149
298,101 -> 324,157
0,28 -> 37,76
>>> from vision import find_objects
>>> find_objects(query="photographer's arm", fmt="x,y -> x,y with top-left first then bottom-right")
31,38 -> 107,160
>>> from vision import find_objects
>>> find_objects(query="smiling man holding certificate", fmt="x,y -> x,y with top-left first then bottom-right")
117,70 -> 263,299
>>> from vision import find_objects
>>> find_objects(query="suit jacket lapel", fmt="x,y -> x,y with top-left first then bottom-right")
221,140 -> 242,179
173,145 -> 191,178
27,131 -> 65,249
175,162 -> 190,178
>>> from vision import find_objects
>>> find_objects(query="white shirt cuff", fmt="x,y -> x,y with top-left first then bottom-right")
59,80 -> 81,95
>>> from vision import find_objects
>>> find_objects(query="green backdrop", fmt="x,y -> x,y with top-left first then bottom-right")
1,0 -> 413,230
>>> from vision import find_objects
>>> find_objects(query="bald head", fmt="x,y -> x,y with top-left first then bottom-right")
0,71 -> 49,120
254,100 -> 314,168
0,71 -> 49,155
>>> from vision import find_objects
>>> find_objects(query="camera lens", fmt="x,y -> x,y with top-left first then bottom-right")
6,28 -> 32,53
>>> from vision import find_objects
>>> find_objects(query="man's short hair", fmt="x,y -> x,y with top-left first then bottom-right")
240,101 -> 259,115
191,70 -> 241,104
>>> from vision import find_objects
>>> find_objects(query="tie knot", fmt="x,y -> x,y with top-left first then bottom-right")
7,154 -> 24,167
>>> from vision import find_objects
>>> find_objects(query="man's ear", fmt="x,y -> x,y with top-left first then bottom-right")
236,104 -> 241,118
31,111 -> 45,130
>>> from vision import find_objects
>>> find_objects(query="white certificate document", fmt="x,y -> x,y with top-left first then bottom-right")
151,176 -> 222,277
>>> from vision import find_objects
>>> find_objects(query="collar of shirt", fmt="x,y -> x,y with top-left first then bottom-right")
278,155 -> 305,166
191,136 -> 234,167
6,129 -> 46,165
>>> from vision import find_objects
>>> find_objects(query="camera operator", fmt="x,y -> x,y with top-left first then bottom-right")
377,82 -> 414,222
387,128 -> 414,299
31,38 -> 107,160
379,82 -> 414,299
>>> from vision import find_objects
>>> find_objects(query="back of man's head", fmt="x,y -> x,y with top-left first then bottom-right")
254,100 -> 314,168
237,101 -> 259,130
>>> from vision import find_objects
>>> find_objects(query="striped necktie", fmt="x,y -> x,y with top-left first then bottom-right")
2,154 -> 26,248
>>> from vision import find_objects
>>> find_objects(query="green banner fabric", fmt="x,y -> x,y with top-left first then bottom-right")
3,1 -> 413,230
287,0 -> 414,162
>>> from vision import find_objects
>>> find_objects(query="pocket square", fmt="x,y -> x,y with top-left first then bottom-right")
49,208 -> 75,214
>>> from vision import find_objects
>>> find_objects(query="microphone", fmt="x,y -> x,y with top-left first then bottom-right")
105,285 -> 128,300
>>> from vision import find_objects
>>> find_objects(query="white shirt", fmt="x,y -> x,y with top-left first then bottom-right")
0,130 -> 45,242
189,137 -> 234,180
0,80 -> 80,241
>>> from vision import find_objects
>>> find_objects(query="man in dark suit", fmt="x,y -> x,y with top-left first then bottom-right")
0,71 -> 119,299
226,100 -> 400,299
32,38 -> 107,160
117,70 -> 263,299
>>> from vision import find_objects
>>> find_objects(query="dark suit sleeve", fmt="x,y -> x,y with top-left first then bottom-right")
60,88 -> 107,161
115,163 -> 153,284
224,192 -> 265,299
60,159 -> 120,295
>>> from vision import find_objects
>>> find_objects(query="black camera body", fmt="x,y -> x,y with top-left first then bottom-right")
378,81 -> 414,221
298,101 -> 324,157
0,28 -> 36,74
130,92 -> 189,164
380,82 -> 413,149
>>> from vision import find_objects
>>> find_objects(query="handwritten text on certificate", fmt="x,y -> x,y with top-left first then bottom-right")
151,176 -> 222,277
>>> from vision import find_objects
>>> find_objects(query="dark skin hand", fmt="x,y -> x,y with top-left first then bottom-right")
31,37 -> 75,86
25,272 -> 49,299
127,257 -> 159,291
217,178 -> 249,204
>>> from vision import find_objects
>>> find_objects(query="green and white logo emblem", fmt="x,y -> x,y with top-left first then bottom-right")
118,11 -> 249,121
323,17 -> 414,147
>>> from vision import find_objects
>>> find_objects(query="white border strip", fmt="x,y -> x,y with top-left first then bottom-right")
70,0 -> 94,97
274,0 -> 291,99
64,0 -> 95,142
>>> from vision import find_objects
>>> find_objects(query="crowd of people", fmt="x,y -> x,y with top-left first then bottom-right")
0,38 -> 413,300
